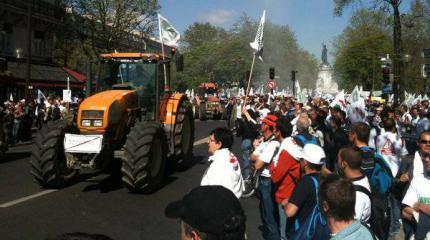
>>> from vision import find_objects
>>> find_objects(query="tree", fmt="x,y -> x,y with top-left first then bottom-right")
68,0 -> 160,54
333,9 -> 392,90
334,0 -> 405,102
176,14 -> 318,91
402,0 -> 430,93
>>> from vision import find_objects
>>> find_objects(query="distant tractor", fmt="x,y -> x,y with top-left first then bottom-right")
194,82 -> 225,120
30,52 -> 194,193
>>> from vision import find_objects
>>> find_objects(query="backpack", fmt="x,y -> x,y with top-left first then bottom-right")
294,134 -> 318,148
360,146 -> 393,196
359,146 -> 394,240
354,184 -> 390,240
290,176 -> 330,240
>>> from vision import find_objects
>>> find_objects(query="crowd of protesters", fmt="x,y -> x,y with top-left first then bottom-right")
0,95 -> 77,146
195,93 -> 430,240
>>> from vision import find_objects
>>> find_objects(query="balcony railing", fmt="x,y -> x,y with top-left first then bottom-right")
0,0 -> 65,20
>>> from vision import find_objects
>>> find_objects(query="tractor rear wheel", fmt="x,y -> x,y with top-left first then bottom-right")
30,120 -> 77,188
174,101 -> 195,169
121,122 -> 167,193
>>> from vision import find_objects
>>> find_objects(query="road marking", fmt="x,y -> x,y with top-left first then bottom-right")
0,136 -> 209,208
0,189 -> 57,208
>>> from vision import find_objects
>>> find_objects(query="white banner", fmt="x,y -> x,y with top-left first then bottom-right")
62,90 -> 72,103
64,134 -> 103,153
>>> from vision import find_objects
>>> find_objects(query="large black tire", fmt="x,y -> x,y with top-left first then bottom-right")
174,101 -> 195,169
199,104 -> 207,121
121,122 -> 167,193
30,120 -> 77,188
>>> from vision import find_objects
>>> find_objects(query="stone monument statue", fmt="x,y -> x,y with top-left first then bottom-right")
321,43 -> 329,66
316,43 -> 338,94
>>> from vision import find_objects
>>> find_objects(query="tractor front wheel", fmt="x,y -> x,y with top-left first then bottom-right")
30,120 -> 77,188
121,122 -> 167,193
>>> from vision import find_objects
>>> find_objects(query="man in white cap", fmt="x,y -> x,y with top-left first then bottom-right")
284,144 -> 326,231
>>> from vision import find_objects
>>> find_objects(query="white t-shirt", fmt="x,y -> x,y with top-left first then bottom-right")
201,148 -> 244,198
402,175 -> 430,208
236,104 -> 242,119
352,176 -> 372,223
376,131 -> 408,177
253,137 -> 280,177
413,151 -> 425,179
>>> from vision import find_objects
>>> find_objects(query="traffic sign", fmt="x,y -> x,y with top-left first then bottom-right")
266,79 -> 276,89
382,84 -> 392,94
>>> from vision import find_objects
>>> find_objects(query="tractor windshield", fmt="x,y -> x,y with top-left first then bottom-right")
98,59 -> 156,94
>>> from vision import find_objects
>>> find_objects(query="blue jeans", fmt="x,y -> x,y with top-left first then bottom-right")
257,177 -> 280,240
278,204 -> 288,240
389,194 -> 401,235
240,139 -> 252,179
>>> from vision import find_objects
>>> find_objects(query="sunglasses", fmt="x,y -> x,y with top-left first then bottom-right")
420,140 -> 430,145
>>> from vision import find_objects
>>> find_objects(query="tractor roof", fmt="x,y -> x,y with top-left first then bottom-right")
99,52 -> 169,60
199,82 -> 217,89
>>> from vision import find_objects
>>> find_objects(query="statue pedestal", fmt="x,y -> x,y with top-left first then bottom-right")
316,64 -> 338,94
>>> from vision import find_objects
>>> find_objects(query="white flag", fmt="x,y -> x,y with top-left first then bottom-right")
158,14 -> 180,46
250,10 -> 266,61
349,86 -> 361,103
295,80 -> 301,96
37,89 -> 47,104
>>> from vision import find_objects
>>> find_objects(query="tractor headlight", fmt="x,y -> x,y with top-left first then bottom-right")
93,120 -> 103,127
82,120 -> 91,127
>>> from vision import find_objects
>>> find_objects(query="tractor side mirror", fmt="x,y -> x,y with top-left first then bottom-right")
176,54 -> 184,72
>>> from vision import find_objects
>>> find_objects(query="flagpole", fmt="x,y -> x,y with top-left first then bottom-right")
158,14 -> 169,92
243,53 -> 256,108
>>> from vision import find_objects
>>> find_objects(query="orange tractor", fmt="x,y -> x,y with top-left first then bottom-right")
30,52 -> 194,193
194,82 -> 225,120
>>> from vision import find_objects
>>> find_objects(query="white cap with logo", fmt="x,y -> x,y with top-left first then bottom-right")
302,144 -> 326,165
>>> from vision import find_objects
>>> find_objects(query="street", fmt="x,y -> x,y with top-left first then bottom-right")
0,120 -> 262,240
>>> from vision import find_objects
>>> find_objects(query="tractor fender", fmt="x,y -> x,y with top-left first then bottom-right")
160,93 -> 189,126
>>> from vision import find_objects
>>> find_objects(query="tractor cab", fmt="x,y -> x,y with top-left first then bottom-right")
96,53 -> 172,121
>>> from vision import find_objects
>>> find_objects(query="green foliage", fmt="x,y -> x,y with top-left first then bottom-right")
333,9 -> 392,91
67,0 -> 160,53
176,14 -> 318,91
333,1 -> 430,94
402,0 -> 430,93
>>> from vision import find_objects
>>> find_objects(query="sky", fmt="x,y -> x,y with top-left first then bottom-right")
158,0 -> 359,63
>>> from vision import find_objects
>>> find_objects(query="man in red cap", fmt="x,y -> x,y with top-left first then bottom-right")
251,114 -> 280,240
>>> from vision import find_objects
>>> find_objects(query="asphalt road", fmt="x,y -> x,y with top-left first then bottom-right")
0,120 -> 262,240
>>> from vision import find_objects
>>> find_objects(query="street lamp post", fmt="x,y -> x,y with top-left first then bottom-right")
25,0 -> 32,99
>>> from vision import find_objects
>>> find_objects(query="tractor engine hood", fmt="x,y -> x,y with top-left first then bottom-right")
78,90 -> 138,131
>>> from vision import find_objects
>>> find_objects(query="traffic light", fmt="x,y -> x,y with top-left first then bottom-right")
382,67 -> 390,84
269,67 -> 275,79
291,70 -> 296,82
423,64 -> 430,78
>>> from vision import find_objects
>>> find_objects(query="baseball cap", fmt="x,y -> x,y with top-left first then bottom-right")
165,186 -> 246,235
261,114 -> 278,127
302,144 -> 326,165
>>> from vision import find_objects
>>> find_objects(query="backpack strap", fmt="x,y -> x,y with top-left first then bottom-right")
360,222 -> 377,240
293,135 -> 306,148
310,176 -> 319,203
353,185 -> 371,199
